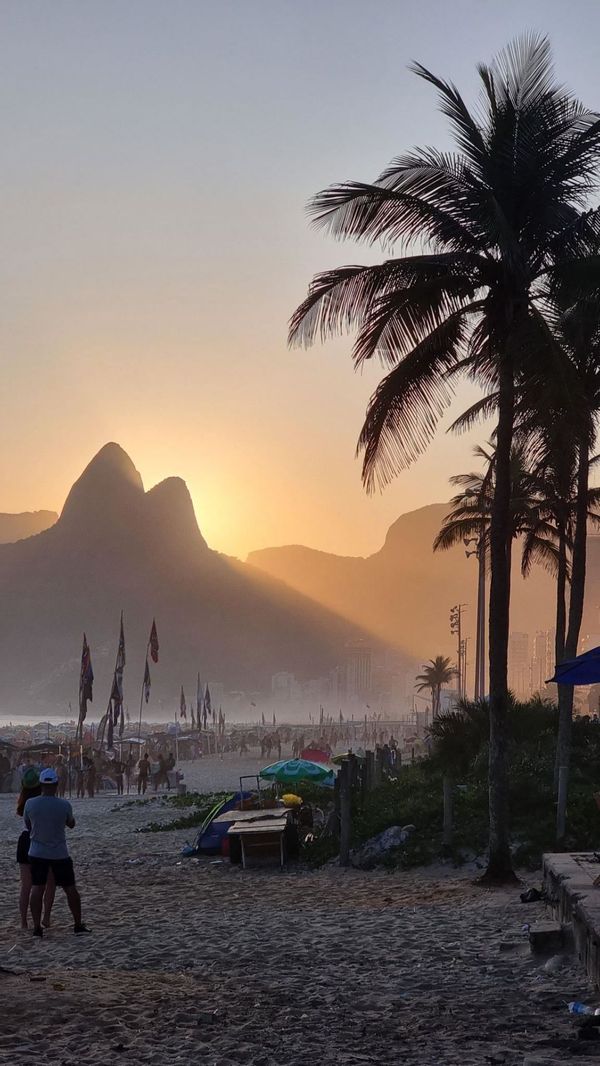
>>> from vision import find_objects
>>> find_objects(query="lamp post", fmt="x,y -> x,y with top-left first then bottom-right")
450,604 -> 467,700
464,530 -> 486,701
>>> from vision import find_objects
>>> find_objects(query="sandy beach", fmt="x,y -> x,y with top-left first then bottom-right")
0,757 -> 593,1066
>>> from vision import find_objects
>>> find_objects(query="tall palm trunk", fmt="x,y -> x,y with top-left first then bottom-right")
556,441 -> 590,836
486,353 -> 515,880
555,521 -> 568,666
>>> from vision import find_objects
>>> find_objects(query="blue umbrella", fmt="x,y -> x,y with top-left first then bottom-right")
547,645 -> 600,685
259,758 -> 335,786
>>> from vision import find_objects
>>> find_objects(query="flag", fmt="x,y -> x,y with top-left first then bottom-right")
250,701 -> 256,708
272,712 -> 276,726
218,707 -> 224,735
110,674 -> 122,705
117,612 -> 126,669
144,659 -> 151,703
319,705 -> 324,725
115,612 -> 126,700
197,674 -> 203,729
204,684 -> 211,719
78,633 -> 94,724
180,686 -> 187,719
339,709 -> 343,723
261,712 -> 265,726
149,619 -> 159,663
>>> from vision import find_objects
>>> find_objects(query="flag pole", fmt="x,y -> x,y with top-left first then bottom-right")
137,647 -> 149,745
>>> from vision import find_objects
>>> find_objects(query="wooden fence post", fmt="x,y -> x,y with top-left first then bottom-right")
374,746 -> 383,787
365,749 -> 375,791
339,760 -> 351,867
556,765 -> 568,844
443,776 -> 453,847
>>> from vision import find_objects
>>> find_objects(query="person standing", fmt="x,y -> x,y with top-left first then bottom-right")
114,759 -> 124,796
16,768 -> 55,930
137,753 -> 150,795
24,768 -> 89,938
86,758 -> 97,799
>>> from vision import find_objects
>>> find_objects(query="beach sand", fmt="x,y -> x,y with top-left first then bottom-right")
0,757 -> 592,1065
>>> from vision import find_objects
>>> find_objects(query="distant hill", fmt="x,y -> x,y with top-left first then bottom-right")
0,511 -> 57,544
0,444 -> 375,716
248,503 -> 574,661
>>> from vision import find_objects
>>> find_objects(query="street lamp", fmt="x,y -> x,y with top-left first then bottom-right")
464,531 -> 486,701
450,604 -> 467,700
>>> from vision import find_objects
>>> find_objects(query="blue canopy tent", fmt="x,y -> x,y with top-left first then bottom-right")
547,646 -> 600,685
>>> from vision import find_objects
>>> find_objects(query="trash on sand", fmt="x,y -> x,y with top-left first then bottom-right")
568,1001 -> 600,1015
520,887 -> 543,903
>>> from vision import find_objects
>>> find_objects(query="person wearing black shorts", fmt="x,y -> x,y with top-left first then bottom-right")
15,768 -> 55,930
24,767 -> 90,938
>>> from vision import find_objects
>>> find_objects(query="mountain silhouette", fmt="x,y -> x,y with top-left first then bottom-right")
0,444 -> 372,716
0,510 -> 57,544
248,503 -> 570,662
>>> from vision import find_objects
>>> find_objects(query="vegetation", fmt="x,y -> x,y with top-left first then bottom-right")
310,699 -> 600,870
138,791 -> 230,833
415,656 -> 456,716
290,34 -> 600,879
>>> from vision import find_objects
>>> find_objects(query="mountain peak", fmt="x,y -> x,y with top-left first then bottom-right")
58,443 -> 145,533
146,477 -> 208,553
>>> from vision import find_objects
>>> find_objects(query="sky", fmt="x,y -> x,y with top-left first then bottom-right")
1,0 -> 600,558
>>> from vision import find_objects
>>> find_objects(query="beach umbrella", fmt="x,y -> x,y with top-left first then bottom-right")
259,758 -> 335,786
547,646 -> 600,686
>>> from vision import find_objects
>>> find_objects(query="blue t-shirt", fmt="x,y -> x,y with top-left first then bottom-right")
23,795 -> 73,860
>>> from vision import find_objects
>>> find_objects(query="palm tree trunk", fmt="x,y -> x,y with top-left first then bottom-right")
556,441 -> 590,837
485,353 -> 515,881
555,522 -> 567,666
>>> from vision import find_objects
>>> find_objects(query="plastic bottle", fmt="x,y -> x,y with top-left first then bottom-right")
568,1001 -> 597,1015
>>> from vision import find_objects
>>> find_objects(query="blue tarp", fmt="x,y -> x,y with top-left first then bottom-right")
547,645 -> 600,685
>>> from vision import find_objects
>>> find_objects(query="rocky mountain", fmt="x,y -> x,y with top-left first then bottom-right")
0,511 -> 57,544
0,444 -> 373,717
248,503 -> 584,662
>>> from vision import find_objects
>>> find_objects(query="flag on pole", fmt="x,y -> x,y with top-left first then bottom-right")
339,709 -> 343,723
272,712 -> 276,726
218,707 -> 224,735
149,619 -> 159,663
204,684 -> 212,719
199,677 -> 206,729
144,660 -> 151,703
78,633 -> 94,727
180,686 -> 187,719
261,712 -> 265,726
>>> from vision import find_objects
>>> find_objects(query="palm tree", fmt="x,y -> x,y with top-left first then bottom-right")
289,35 -> 600,879
533,300 -> 600,829
434,442 -> 560,578
415,656 -> 457,718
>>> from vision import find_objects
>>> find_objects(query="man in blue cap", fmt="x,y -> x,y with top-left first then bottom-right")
23,767 -> 89,938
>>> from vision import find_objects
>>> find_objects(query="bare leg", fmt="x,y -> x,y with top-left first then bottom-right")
30,884 -> 44,932
18,864 -> 32,928
42,870 -> 56,928
64,885 -> 82,927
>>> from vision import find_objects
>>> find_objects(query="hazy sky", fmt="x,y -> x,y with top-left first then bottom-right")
1,0 -> 599,558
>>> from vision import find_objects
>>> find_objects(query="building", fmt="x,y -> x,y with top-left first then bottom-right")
508,632 -> 530,697
531,631 -> 554,693
344,640 -> 372,701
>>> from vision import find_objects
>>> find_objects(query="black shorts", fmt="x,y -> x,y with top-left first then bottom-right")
30,857 -> 76,888
16,830 -> 30,865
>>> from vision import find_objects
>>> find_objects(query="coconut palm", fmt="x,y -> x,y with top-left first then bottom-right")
289,35 -> 600,879
434,442 -> 561,577
415,656 -> 457,718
